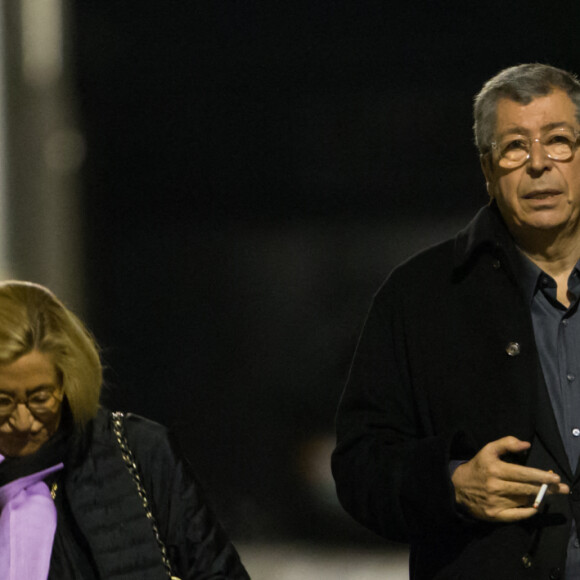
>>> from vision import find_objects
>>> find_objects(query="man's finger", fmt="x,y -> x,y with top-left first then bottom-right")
497,462 -> 562,486
492,480 -> 557,498
487,436 -> 531,457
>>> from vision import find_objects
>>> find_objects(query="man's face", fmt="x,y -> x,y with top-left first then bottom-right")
0,350 -> 63,457
482,89 -> 580,237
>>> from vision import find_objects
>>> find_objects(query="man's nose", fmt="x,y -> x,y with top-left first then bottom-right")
9,403 -> 35,431
527,139 -> 552,172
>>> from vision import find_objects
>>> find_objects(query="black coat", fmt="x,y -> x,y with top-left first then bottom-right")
332,204 -> 578,579
55,409 -> 249,580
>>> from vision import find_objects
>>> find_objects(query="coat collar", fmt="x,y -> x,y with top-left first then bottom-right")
453,201 -> 523,276
453,201 -> 511,266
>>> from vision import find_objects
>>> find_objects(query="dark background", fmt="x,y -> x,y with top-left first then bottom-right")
69,1 -> 580,543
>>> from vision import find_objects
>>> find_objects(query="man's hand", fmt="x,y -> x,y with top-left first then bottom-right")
451,436 -> 570,522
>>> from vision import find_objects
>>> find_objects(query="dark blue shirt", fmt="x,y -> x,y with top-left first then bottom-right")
518,252 -> 580,579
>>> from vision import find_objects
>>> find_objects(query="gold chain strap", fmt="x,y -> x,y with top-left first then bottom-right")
111,411 -> 181,580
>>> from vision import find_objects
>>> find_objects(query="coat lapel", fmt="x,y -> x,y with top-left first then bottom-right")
534,364 -> 574,481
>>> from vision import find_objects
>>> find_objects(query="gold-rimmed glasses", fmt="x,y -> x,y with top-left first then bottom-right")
0,386 -> 63,419
490,127 -> 580,169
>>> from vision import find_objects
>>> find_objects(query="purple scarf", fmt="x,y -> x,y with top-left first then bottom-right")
0,457 -> 63,580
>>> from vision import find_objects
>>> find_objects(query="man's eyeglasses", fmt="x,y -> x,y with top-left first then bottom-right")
0,387 -> 63,419
490,127 -> 580,169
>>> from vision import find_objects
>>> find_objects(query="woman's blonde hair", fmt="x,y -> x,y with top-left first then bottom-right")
0,281 -> 102,427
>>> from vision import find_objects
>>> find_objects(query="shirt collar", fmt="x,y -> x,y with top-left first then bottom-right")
514,250 -> 545,306
512,245 -> 580,307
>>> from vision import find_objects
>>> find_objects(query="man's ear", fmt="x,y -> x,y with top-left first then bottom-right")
480,154 -> 494,198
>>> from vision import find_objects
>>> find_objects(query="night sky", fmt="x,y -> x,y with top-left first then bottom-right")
71,1 -> 580,541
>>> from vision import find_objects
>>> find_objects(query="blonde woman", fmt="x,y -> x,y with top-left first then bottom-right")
0,281 -> 249,580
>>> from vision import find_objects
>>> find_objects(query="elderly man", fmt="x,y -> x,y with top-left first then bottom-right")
332,63 -> 580,579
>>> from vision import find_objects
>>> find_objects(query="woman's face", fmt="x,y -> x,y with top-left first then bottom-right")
0,350 -> 64,457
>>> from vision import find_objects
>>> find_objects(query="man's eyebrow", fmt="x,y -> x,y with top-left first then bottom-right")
542,121 -> 576,132
498,122 -> 576,137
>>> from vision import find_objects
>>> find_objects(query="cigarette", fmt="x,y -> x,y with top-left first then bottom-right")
533,470 -> 553,509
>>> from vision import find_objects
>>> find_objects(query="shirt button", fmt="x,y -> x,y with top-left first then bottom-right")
492,259 -> 501,270
562,319 -> 569,326
568,374 -> 576,382
505,342 -> 521,357
572,428 -> 580,437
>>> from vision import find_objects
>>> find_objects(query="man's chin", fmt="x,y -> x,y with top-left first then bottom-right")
514,208 -> 573,233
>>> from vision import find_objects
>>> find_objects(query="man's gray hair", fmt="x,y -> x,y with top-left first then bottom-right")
473,63 -> 580,155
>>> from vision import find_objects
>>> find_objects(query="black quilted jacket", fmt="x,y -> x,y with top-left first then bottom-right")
50,408 -> 249,580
